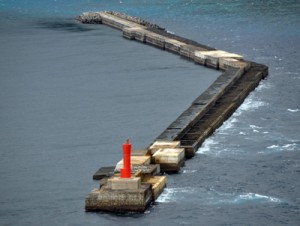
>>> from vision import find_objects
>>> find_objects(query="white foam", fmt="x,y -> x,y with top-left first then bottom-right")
287,108 -> 299,113
250,125 -> 262,129
234,193 -> 281,203
218,117 -> 239,133
214,192 -> 282,204
282,143 -> 297,151
234,97 -> 268,116
182,169 -> 197,174
197,138 -> 218,154
267,145 -> 279,149
166,30 -> 175,35
266,143 -> 298,152
156,187 -> 195,203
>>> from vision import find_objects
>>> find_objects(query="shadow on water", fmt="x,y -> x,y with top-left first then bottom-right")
86,209 -> 146,219
36,19 -> 96,32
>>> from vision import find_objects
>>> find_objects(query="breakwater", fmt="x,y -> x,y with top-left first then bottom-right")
77,11 -> 268,212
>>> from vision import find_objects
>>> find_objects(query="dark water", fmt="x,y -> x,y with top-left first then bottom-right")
0,1 -> 299,225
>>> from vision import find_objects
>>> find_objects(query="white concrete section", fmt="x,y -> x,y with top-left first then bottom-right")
149,141 -> 180,149
195,50 -> 243,59
219,58 -> 250,70
152,148 -> 185,164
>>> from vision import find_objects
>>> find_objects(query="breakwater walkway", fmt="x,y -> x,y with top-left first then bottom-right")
77,11 -> 268,212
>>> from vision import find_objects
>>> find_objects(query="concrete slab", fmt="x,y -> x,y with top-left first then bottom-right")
149,140 -> 180,149
152,148 -> 185,164
93,166 -> 115,180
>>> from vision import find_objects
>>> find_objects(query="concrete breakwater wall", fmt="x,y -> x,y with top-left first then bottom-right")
77,11 -> 268,212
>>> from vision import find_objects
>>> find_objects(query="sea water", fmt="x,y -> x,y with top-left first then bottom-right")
0,1 -> 299,225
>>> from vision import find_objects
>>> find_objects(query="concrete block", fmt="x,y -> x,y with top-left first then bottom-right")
193,51 -> 206,65
149,140 -> 181,155
107,177 -> 141,190
195,50 -> 243,69
165,38 -> 185,54
180,44 -> 192,58
145,32 -> 165,49
122,27 -> 135,39
133,28 -> 148,42
142,176 -> 167,200
219,58 -> 250,71
152,148 -> 185,164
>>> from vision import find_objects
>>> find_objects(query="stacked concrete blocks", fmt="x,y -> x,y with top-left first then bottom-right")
194,50 -> 243,69
148,140 -> 185,172
152,148 -> 185,172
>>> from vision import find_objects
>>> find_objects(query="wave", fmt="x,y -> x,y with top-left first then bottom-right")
234,98 -> 268,116
197,138 -> 218,154
266,143 -> 298,152
287,108 -> 299,113
157,186 -> 283,206
232,193 -> 282,204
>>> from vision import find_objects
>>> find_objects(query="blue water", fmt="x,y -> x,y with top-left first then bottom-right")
1,1 -> 299,225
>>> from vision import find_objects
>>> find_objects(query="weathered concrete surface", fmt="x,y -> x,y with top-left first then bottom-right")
85,184 -> 152,212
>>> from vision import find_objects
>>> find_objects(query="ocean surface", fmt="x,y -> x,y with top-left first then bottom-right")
0,1 -> 299,225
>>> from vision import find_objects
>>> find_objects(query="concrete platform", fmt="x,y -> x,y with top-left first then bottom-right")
85,184 -> 152,212
93,166 -> 115,180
